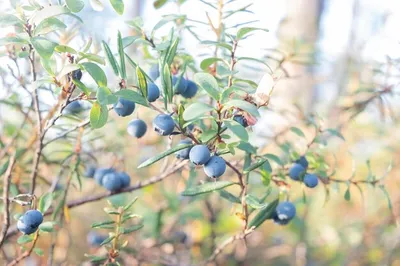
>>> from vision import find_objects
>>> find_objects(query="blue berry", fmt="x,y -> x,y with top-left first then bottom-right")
149,64 -> 159,80
189,145 -> 210,165
102,172 -> 122,192
127,119 -> 147,138
296,156 -> 309,169
65,101 -> 83,114
176,139 -> 192,159
22,210 -> 43,228
94,168 -> 115,185
289,163 -> 305,181
303,173 -> 318,188
87,231 -> 107,246
181,80 -> 198,98
147,83 -> 160,102
273,201 -> 296,225
233,115 -> 248,127
84,165 -> 96,178
204,156 -> 226,178
118,172 -> 131,188
17,216 -> 38,235
72,69 -> 82,81
113,98 -> 135,117
172,75 -> 188,95
153,114 -> 175,136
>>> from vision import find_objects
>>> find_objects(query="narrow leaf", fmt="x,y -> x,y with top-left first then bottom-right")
117,31 -> 126,79
182,103 -> 214,121
90,102 -> 108,129
138,143 -> 192,169
248,199 -> 278,229
181,181 -> 236,196
102,41 -> 119,76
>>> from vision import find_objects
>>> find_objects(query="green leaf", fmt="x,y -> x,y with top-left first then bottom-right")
264,154 -> 283,166
17,235 -> 34,244
30,5 -> 70,25
117,31 -> 126,79
219,190 -> 241,204
136,66 -> 147,99
33,248 -> 44,256
85,254 -> 107,263
79,52 -> 105,65
182,181 -> 236,196
182,103 -> 214,121
34,17 -> 66,36
138,143 -> 192,169
379,185 -> 392,210
96,86 -> 115,105
114,90 -> 148,107
30,37 -> 57,59
55,45 -> 77,54
100,235 -> 115,246
0,36 -> 29,46
344,187 -> 351,201
0,159 -> 10,176
201,40 -> 232,51
121,224 -> 144,234
110,0 -> 124,15
57,64 -> 80,80
261,170 -> 271,186
200,57 -> 226,70
290,127 -> 305,137
236,27 -> 269,40
125,53 -> 154,82
245,195 -> 267,209
123,197 -> 138,211
0,13 -> 23,27
165,38 -> 179,66
153,0 -> 168,9
91,220 -> 115,228
38,192 -> 52,213
326,128 -> 345,140
122,36 -> 140,48
39,221 -> 57,232
66,0 -> 85,13
102,41 -> 119,76
41,57 -> 56,76
224,120 -> 248,141
81,62 -> 107,87
243,158 -> 268,174
72,79 -> 90,96
248,199 -> 278,229
224,99 -> 260,117
161,63 -> 172,108
194,73 -> 220,100
90,102 -> 108,129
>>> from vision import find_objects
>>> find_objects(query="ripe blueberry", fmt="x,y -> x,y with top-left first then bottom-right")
189,145 -> 210,165
176,139 -> 193,159
296,156 -> 309,169
153,114 -> 175,136
303,173 -> 318,188
118,172 -> 131,188
147,83 -> 160,102
273,201 -> 296,225
65,101 -> 83,114
127,119 -> 147,138
289,163 -> 306,181
149,64 -> 160,80
72,69 -> 82,81
233,115 -> 248,127
113,98 -> 135,117
17,216 -> 37,235
22,210 -> 43,228
172,75 -> 188,95
87,231 -> 107,246
84,165 -> 96,178
94,168 -> 115,185
204,155 -> 226,178
102,172 -> 122,191
181,80 -> 198,99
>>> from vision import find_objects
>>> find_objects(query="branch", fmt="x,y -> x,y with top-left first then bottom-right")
7,231 -> 39,266
0,155 -> 17,248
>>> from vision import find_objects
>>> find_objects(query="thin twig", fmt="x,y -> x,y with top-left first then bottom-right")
7,231 -> 40,266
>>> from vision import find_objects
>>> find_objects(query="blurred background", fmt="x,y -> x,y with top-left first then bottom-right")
0,0 -> 400,265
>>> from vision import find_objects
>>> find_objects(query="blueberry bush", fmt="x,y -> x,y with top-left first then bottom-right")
0,0 -> 398,265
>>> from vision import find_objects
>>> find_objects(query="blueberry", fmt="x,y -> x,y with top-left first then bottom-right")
102,172 -> 122,191
94,168 -> 115,185
189,145 -> 210,165
127,119 -> 147,138
149,64 -> 160,80
118,172 -> 131,188
72,69 -> 82,81
113,98 -> 135,117
303,173 -> 318,188
87,231 -> 107,246
289,163 -> 305,181
296,156 -> 309,169
17,216 -> 38,235
22,210 -> 43,228
147,83 -> 160,102
233,115 -> 248,127
84,165 -> 96,178
65,101 -> 83,114
181,80 -> 198,98
153,114 -> 175,136
176,139 -> 193,159
204,156 -> 226,178
272,212 -> 291,225
172,75 -> 188,95
274,201 -> 296,223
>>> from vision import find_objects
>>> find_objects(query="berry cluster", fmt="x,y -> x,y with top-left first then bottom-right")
289,156 -> 319,188
86,167 -> 131,192
17,210 -> 43,235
